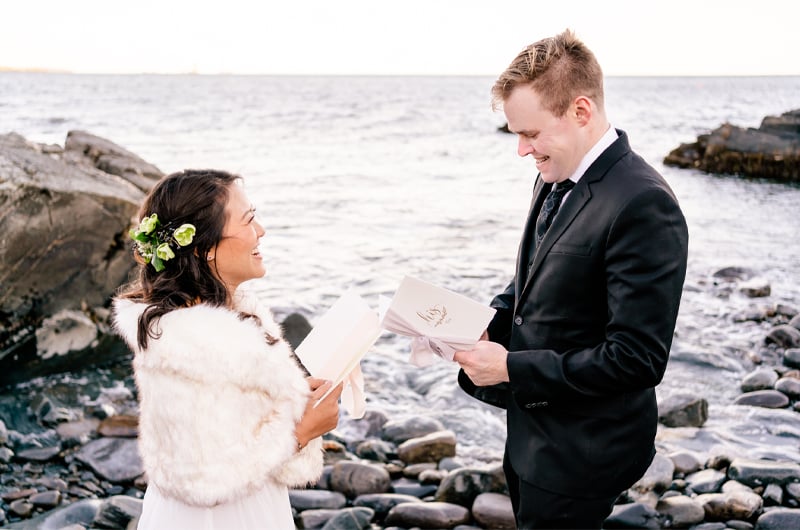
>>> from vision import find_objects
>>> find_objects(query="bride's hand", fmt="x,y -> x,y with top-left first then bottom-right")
294,377 -> 343,449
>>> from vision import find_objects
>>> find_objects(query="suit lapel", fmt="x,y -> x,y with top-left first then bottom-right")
517,130 -> 631,307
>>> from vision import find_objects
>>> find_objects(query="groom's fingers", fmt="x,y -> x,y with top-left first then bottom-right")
310,380 -> 333,399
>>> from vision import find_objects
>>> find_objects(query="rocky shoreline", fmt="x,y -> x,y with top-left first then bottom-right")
2,287 -> 800,530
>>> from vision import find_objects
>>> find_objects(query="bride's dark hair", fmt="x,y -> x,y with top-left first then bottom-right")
119,169 -> 242,349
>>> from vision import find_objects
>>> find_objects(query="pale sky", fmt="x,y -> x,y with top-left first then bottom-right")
2,0 -> 798,76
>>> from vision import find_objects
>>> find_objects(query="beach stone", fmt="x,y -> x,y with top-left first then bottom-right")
8,499 -> 33,518
658,393 -> 708,427
289,489 -> 347,511
296,508 -> 338,529
319,507 -> 374,530
402,462 -> 437,479
322,439 -> 349,465
329,461 -> 391,498
381,416 -> 445,444
734,390 -> 790,408
354,438 -> 396,463
397,430 -> 456,464
438,456 -> 466,472
16,445 -> 61,461
755,508 -> 800,530
656,495 -> 705,527
785,349 -> 800,369
605,502 -> 662,529
763,483 -> 784,506
471,492 -> 515,529
766,325 -> 800,348
74,437 -> 143,482
1,488 -> 37,502
0,447 -> 13,463
56,418 -> 101,446
280,312 -> 312,351
741,368 -> 780,392
726,522 -> 755,530
390,477 -> 438,498
435,466 -> 508,506
29,490 -> 61,509
2,498 -> 104,530
739,278 -> 771,298
418,468 -> 448,485
775,377 -> 800,399
353,493 -> 423,521
786,482 -> 800,501
632,453 -> 675,494
686,468 -> 727,494
728,458 -> 800,487
36,477 -> 68,491
384,501 -> 470,529
93,495 -> 143,528
97,415 -> 139,438
696,489 -> 763,521
0,419 -> 7,444
668,451 -> 704,475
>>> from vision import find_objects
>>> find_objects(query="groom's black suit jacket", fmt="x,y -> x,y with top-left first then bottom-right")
460,130 -> 689,498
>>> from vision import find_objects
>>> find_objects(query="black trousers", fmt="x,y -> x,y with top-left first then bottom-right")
503,452 -> 619,529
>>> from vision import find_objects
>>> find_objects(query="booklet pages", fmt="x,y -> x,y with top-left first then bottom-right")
381,276 -> 496,367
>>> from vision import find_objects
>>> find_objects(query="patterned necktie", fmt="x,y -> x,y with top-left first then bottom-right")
535,179 -> 576,246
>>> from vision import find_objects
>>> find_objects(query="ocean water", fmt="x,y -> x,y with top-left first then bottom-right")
3,73 -> 800,464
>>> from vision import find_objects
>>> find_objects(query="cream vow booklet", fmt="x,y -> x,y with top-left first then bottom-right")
294,290 -> 382,419
381,276 -> 496,367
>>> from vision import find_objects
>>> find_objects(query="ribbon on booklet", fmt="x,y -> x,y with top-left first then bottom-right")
410,335 -> 457,367
340,364 -> 366,419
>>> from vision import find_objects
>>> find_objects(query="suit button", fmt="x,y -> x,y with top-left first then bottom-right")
514,316 -> 523,325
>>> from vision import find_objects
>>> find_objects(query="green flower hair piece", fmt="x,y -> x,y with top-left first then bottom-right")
129,213 -> 196,272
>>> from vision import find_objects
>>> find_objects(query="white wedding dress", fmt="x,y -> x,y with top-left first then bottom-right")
137,481 -> 295,529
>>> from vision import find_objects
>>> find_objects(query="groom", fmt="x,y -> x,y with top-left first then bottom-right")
454,29 -> 689,529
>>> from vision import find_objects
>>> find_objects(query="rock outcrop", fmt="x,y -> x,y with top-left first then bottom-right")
0,131 -> 162,386
664,109 -> 800,181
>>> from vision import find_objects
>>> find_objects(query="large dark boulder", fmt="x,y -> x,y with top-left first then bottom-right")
664,109 -> 800,181
0,131 -> 162,387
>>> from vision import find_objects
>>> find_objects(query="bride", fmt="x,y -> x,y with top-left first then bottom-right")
113,169 -> 342,529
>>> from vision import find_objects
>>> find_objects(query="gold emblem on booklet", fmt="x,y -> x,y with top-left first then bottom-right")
416,305 -> 451,327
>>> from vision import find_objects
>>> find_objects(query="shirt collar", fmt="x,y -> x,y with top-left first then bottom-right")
566,125 -> 618,185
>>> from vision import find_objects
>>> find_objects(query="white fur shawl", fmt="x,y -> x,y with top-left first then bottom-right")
112,290 -> 323,507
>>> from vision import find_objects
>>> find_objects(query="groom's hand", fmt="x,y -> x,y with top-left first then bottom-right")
454,341 -> 510,386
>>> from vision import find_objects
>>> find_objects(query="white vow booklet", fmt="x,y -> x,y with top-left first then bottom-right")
381,276 -> 496,367
294,290 -> 382,419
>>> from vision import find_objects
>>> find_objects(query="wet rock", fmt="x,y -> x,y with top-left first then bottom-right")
381,416 -> 445,444
696,488 -> 763,521
658,393 -> 708,427
402,462 -> 437,479
319,506 -> 374,530
734,390 -> 790,408
16,445 -> 61,461
631,453 -> 675,494
74,437 -> 143,482
281,313 -> 313,351
352,493 -> 423,521
3,498 -> 103,529
434,466 -> 508,506
775,377 -> 800,399
29,489 -> 61,509
296,508 -> 338,529
686,469 -> 727,494
1,488 -> 37,502
741,368 -> 780,392
712,267 -> 755,282
384,501 -> 470,529
329,461 -> 391,498
0,131 -> 146,387
93,495 -> 144,529
418,468 -> 448,485
390,477 -> 438,498
663,111 -> 800,182
354,438 -> 396,463
784,348 -> 800,369
0,447 -> 14,463
755,507 -> 800,530
97,415 -> 139,438
668,451 -> 704,475
8,499 -> 33,518
289,489 -> 347,511
605,502 -> 662,529
739,278 -> 771,298
397,430 -> 456,464
471,492 -> 515,529
322,439 -> 349,465
728,458 -> 800,487
56,418 -> 101,446
656,494 -> 706,527
766,325 -> 800,348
